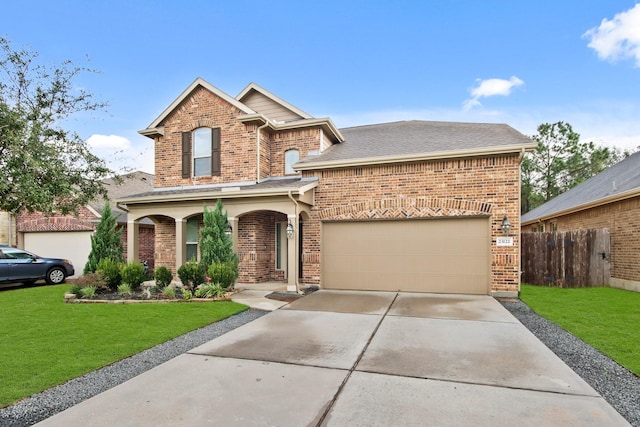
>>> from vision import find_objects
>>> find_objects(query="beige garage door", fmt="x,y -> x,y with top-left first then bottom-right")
322,218 -> 490,294
24,231 -> 92,278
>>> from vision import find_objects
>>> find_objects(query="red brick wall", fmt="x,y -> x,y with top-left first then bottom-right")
269,128 -> 321,176
522,196 -> 640,282
120,224 -> 155,271
154,87 -> 258,188
302,155 -> 522,294
237,211 -> 287,282
154,217 -> 176,272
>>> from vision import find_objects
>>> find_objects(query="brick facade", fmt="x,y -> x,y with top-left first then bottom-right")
301,156 -> 522,294
522,196 -> 640,283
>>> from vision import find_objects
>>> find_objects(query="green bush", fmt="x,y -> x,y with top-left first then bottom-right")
121,261 -> 146,291
96,258 -> 123,291
72,272 -> 108,291
177,260 -> 206,290
69,284 -> 83,297
161,287 -> 176,299
154,266 -> 173,290
79,285 -> 97,298
207,262 -> 238,289
117,283 -> 132,296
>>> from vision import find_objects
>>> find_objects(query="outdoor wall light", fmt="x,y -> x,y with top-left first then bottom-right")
286,221 -> 294,239
501,216 -> 511,235
224,222 -> 232,237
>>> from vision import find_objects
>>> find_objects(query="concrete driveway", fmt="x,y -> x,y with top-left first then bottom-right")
37,291 -> 628,426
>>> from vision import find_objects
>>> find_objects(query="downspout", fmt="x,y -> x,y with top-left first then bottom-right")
256,121 -> 270,183
287,190 -> 300,294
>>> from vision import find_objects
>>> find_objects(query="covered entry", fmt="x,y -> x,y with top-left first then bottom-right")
321,217 -> 490,294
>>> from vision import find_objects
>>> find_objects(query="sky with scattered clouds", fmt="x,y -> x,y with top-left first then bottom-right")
3,1 -> 640,174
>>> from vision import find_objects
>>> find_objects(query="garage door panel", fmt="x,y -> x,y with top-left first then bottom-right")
24,232 -> 92,278
322,218 -> 490,294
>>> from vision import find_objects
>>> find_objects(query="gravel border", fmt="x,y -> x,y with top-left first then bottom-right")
0,309 -> 267,427
2,301 -> 638,426
500,299 -> 640,426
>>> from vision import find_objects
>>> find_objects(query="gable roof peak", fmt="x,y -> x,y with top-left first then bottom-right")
236,82 -> 312,120
140,78 -> 255,135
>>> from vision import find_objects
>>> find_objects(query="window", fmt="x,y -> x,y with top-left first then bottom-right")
182,128 -> 221,178
284,149 -> 299,175
275,222 -> 287,271
186,217 -> 199,261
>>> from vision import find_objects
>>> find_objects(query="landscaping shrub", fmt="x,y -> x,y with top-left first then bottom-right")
96,258 -> 123,291
71,272 -> 108,291
195,283 -> 226,298
69,284 -> 83,297
84,204 -> 125,274
117,283 -> 132,296
121,261 -> 146,291
154,266 -> 173,290
208,262 -> 238,289
79,285 -> 97,298
177,260 -> 206,290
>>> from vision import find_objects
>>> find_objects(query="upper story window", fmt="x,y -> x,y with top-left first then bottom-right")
182,127 -> 221,178
284,149 -> 299,175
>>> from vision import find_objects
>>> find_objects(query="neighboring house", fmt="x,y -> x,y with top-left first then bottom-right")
118,78 -> 534,297
16,171 -> 155,276
0,211 -> 16,246
522,151 -> 640,292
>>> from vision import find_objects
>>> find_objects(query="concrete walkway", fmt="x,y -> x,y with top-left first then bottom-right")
36,290 -> 629,426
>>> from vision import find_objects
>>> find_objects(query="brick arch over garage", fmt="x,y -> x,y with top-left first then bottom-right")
317,197 -> 493,221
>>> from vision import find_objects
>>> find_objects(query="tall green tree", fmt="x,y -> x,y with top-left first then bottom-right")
84,203 -> 124,274
521,121 -> 618,214
0,38 -> 112,215
199,200 -> 238,271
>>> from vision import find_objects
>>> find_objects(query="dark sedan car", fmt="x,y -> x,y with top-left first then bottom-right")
0,245 -> 75,285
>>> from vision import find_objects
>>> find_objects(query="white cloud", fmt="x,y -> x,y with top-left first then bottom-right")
583,4 -> 640,66
86,134 -> 154,174
463,76 -> 524,110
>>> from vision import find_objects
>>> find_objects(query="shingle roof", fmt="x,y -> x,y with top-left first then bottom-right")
89,171 -> 155,222
521,151 -> 640,223
119,177 -> 318,202
296,120 -> 534,167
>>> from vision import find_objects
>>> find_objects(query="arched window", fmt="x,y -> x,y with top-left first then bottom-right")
181,127 -> 221,178
284,149 -> 299,175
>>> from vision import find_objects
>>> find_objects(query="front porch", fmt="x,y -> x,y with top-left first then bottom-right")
119,179 -> 316,293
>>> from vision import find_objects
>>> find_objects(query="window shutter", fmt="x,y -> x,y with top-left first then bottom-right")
211,127 -> 221,176
182,132 -> 192,178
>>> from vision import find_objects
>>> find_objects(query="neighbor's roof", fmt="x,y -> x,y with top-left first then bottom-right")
90,171 -> 155,222
295,120 -> 535,170
521,150 -> 640,224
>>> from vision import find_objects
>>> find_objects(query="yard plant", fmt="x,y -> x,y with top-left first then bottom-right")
0,284 -> 247,408
520,284 -> 640,376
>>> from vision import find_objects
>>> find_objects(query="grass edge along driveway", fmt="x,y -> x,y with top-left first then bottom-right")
0,284 -> 248,408
520,284 -> 640,376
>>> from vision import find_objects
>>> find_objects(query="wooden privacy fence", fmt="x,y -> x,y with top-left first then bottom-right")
521,229 -> 611,287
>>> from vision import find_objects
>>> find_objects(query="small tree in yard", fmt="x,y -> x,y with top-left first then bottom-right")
84,203 -> 124,274
199,200 -> 239,275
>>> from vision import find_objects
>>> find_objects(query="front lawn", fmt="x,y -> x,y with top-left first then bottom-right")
520,284 -> 640,376
0,284 -> 248,408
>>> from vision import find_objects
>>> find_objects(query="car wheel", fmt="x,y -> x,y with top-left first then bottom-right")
46,267 -> 66,285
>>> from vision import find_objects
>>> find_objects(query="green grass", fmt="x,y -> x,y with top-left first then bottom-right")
0,284 -> 248,408
520,284 -> 640,376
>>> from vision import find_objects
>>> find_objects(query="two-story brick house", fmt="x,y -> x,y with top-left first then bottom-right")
119,78 -> 534,297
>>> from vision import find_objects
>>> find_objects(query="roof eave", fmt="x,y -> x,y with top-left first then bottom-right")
117,182 -> 319,205
522,187 -> 640,225
236,115 -> 344,143
295,142 -> 537,171
236,82 -> 313,119
138,127 -> 164,138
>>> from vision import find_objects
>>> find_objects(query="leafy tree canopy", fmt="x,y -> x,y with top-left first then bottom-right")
0,38 -> 112,215
521,121 -> 624,214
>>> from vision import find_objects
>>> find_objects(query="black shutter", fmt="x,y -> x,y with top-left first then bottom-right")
211,127 -> 221,176
182,132 -> 192,178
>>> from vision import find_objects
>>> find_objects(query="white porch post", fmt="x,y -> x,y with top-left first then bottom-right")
228,216 -> 238,253
127,220 -> 139,263
175,218 -> 186,271
286,214 -> 298,293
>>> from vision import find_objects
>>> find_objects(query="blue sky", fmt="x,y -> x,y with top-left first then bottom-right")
3,1 -> 640,174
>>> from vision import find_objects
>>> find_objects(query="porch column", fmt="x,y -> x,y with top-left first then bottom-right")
228,216 -> 239,253
175,218 -> 186,271
127,220 -> 139,263
286,214 -> 298,293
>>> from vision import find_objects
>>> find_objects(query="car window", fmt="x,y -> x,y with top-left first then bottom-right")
3,249 -> 33,260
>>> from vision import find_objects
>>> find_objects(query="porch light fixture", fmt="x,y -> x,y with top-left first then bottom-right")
224,222 -> 232,237
501,216 -> 511,235
286,221 -> 294,239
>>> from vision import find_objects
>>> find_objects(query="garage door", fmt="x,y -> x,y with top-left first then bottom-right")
322,218 -> 490,294
24,231 -> 92,278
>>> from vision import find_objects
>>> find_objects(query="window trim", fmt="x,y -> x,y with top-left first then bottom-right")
284,149 -> 300,175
